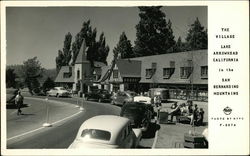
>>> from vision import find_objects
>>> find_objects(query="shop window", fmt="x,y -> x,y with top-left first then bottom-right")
180,67 -> 192,79
113,70 -> 118,78
163,68 -> 174,79
201,66 -> 208,79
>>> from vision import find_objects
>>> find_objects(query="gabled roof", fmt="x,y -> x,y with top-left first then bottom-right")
97,65 -> 112,83
54,66 -> 74,83
75,39 -> 88,64
116,59 -> 141,78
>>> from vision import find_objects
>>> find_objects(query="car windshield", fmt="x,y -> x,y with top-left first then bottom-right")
81,129 -> 111,141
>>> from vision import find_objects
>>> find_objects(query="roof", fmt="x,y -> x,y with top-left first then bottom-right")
116,59 -> 141,78
97,65 -> 112,83
75,40 -> 89,64
131,50 -> 207,84
54,66 -> 74,83
76,115 -> 130,144
94,61 -> 106,68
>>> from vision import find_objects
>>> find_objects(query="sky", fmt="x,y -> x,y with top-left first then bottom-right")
6,6 -> 207,69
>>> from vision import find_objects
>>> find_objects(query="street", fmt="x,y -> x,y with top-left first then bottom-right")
6,96 -> 155,149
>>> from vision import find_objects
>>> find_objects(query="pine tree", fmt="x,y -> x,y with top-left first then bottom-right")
71,20 -> 109,65
186,17 -> 207,50
62,32 -> 72,65
175,36 -> 185,52
134,6 -> 176,56
113,32 -> 134,59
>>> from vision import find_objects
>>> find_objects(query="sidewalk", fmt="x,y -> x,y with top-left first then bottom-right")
155,100 -> 208,148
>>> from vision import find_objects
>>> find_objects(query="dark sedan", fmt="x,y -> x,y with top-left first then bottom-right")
120,102 -> 152,131
85,89 -> 111,102
6,88 -> 18,104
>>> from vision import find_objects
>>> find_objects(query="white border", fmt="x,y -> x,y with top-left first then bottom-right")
1,1 -> 249,155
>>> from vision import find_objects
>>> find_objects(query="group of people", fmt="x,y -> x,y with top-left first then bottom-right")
168,100 -> 204,126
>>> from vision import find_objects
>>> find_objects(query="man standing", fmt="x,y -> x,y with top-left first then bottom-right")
15,90 -> 24,115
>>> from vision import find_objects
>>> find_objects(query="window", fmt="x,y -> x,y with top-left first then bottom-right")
163,68 -> 174,79
180,67 -> 192,79
201,66 -> 208,79
146,69 -> 153,78
63,73 -> 71,78
113,70 -> 118,78
77,70 -> 80,79
81,129 -> 111,141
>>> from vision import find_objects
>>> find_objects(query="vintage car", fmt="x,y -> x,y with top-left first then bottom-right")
133,95 -> 152,105
47,87 -> 70,97
120,102 -> 152,131
68,115 -> 142,149
85,89 -> 111,102
111,91 -> 137,106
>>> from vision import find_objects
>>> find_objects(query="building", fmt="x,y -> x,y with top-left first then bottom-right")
54,66 -> 74,89
131,50 -> 208,101
55,40 -> 106,96
99,50 -> 208,101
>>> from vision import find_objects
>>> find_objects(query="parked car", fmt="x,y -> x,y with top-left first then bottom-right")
111,91 -> 137,106
85,89 -> 111,102
68,115 -> 142,149
133,95 -> 152,105
120,102 -> 152,132
6,88 -> 18,104
47,87 -> 70,97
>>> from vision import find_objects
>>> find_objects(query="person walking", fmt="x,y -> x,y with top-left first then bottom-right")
15,90 -> 24,115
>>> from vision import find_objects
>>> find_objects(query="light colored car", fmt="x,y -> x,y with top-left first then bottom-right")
47,87 -> 70,97
133,95 -> 152,105
68,115 -> 142,149
111,91 -> 137,106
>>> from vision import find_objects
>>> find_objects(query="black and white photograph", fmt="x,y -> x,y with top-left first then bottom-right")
1,1 -> 249,155
4,5 -> 208,149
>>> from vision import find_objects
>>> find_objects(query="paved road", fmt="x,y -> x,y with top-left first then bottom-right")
6,96 -> 155,149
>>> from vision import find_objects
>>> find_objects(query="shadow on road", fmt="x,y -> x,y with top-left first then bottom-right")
20,113 -> 35,116
6,103 -> 29,109
142,122 -> 161,139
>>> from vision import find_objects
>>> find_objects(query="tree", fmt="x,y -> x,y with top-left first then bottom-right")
56,50 -> 64,73
175,36 -> 185,52
21,57 -> 43,95
42,77 -> 55,93
62,32 -> 72,65
6,68 -> 17,88
134,6 -> 176,56
71,20 -> 109,65
113,32 -> 134,59
56,32 -> 72,73
186,17 -> 207,50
